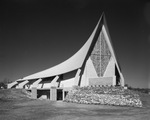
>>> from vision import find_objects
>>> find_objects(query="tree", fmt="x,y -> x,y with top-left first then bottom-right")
0,78 -> 12,89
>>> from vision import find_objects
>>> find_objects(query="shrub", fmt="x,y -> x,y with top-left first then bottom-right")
64,86 -> 142,107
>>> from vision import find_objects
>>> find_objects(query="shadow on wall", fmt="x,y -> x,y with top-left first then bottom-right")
37,90 -> 50,99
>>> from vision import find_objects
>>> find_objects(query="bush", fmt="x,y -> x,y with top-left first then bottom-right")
64,86 -> 142,107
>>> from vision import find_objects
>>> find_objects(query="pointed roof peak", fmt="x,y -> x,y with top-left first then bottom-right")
97,12 -> 106,28
101,12 -> 105,17
101,12 -> 106,25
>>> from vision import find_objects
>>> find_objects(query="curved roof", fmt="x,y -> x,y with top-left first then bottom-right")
22,17 -> 102,80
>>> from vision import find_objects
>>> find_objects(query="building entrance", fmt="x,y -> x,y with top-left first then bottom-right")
57,89 -> 63,100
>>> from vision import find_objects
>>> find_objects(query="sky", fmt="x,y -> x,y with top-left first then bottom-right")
0,0 -> 150,88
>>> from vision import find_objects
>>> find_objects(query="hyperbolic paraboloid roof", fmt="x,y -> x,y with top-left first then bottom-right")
21,14 -> 122,81
21,17 -> 102,80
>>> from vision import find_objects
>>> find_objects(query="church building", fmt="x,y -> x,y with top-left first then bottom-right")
8,14 -> 125,100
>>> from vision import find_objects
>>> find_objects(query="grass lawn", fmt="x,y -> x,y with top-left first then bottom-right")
0,89 -> 150,120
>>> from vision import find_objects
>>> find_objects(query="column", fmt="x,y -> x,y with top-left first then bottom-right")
74,69 -> 81,86
62,89 -> 65,100
50,87 -> 57,101
31,87 -> 37,99
120,73 -> 125,86
112,76 -> 116,86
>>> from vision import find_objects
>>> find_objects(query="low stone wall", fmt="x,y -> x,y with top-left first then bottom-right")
64,86 -> 142,107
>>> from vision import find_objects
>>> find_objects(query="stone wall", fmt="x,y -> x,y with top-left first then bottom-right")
64,86 -> 142,107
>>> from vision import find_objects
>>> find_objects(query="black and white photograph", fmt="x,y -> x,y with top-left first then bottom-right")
0,0 -> 150,120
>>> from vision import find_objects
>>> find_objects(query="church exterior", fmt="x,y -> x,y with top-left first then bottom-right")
8,14 -> 124,100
